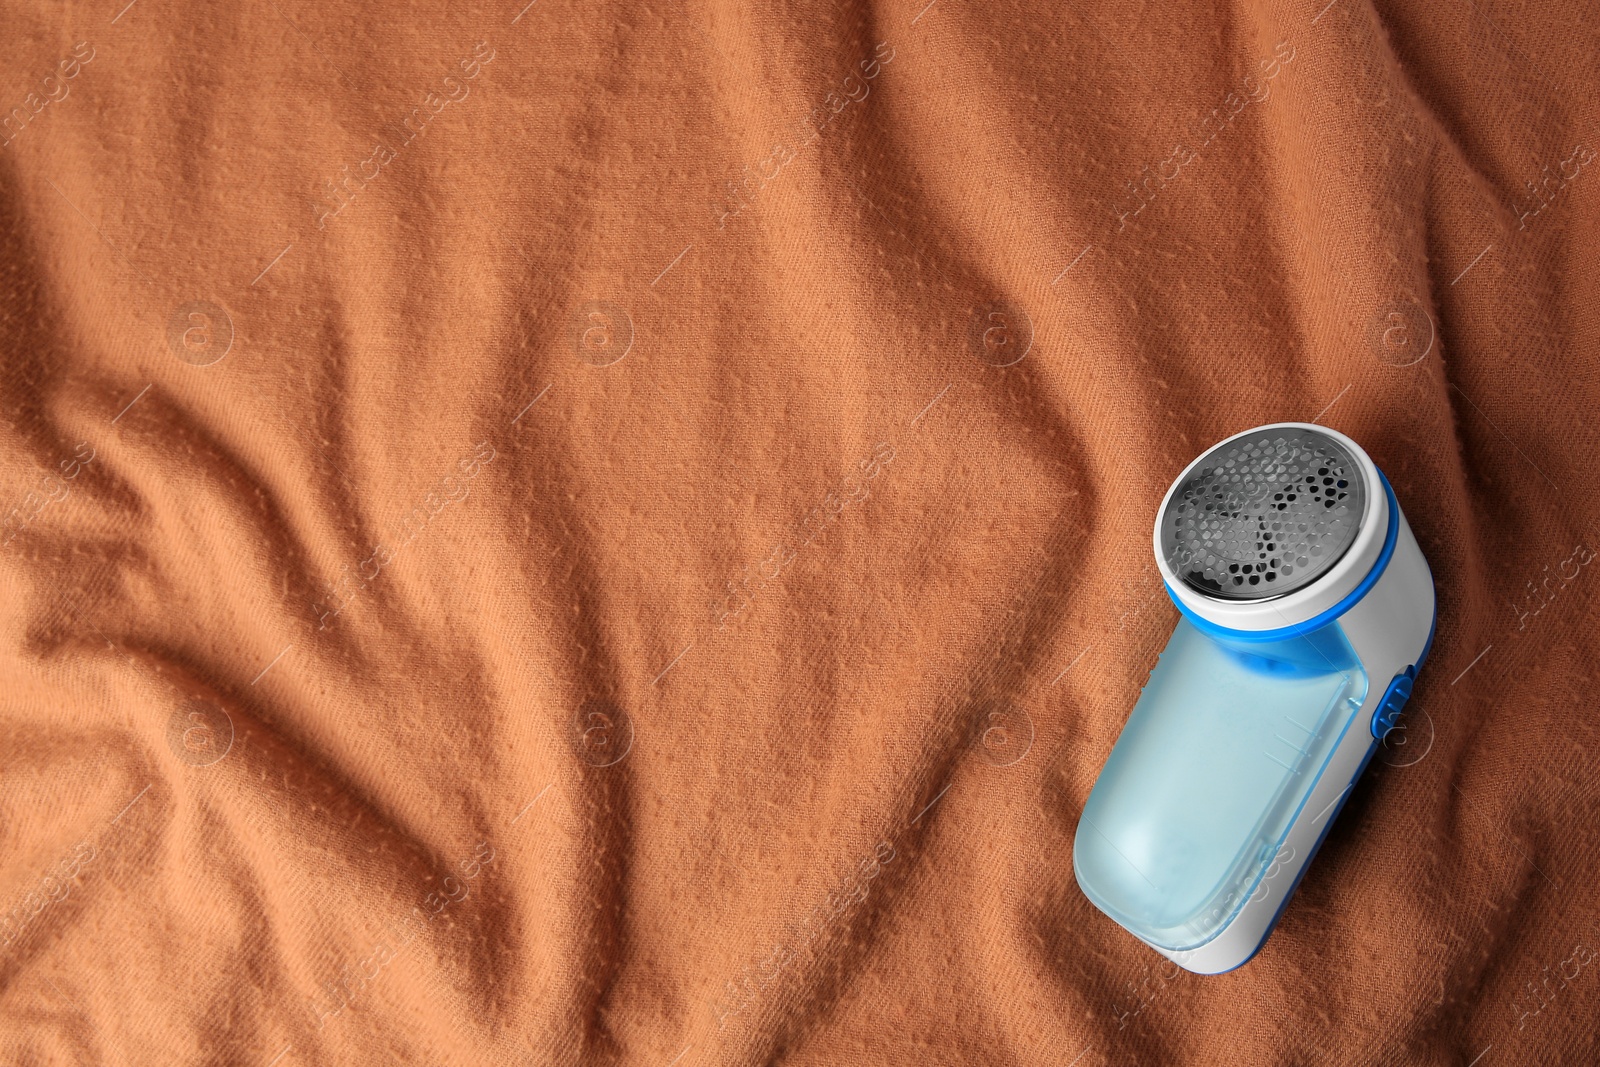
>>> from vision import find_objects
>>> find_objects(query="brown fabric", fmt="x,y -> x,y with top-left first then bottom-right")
2,0 -> 1598,1063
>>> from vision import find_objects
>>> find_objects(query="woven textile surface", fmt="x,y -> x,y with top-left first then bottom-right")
1,0 -> 1598,1063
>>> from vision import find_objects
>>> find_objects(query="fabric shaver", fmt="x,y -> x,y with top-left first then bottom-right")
1074,422 -> 1436,973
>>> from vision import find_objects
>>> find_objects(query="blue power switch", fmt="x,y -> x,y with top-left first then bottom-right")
1371,666 -> 1416,739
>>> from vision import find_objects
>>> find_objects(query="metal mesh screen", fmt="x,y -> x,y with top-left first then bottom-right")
1160,429 -> 1366,601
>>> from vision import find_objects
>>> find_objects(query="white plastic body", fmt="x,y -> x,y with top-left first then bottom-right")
1142,426 -> 1436,974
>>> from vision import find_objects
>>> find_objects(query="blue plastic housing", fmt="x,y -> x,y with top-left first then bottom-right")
1073,617 -> 1369,952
